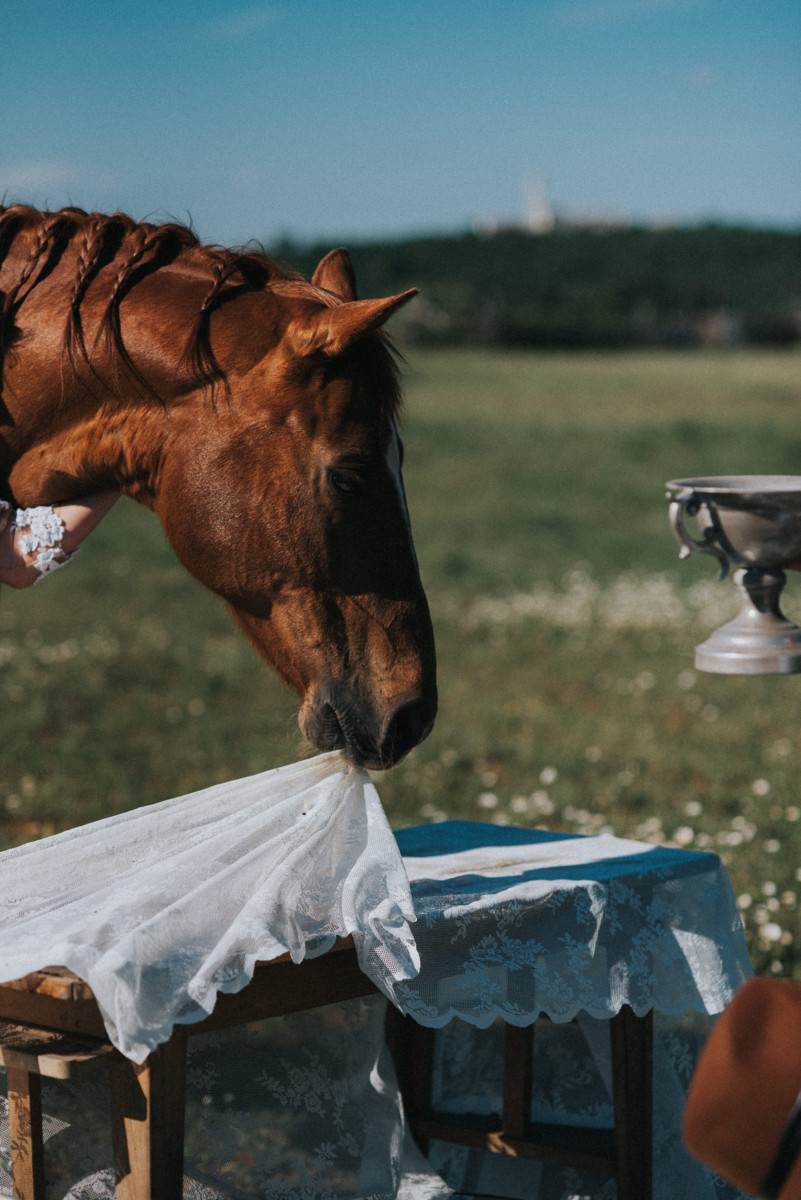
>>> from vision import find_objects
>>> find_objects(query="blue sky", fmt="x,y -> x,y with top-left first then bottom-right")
3,0 -> 799,245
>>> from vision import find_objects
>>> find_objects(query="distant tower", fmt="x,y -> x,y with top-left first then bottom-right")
522,175 -> 555,233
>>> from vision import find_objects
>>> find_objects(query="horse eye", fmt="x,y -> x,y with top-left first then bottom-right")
328,468 -> 363,496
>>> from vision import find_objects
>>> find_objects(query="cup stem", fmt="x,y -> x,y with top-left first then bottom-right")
736,567 -> 788,620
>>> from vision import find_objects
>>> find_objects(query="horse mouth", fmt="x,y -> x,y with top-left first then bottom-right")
318,701 -> 348,753
312,699 -> 379,769
301,689 -> 391,770
301,684 -> 435,772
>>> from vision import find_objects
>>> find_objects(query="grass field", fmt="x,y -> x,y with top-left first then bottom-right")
2,347 -> 800,977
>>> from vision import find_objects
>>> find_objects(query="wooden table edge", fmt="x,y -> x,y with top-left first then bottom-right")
0,937 -> 376,1041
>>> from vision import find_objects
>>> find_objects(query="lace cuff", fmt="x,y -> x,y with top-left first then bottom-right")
13,505 -> 73,583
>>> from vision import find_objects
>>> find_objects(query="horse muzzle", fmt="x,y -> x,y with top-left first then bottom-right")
301,681 -> 436,770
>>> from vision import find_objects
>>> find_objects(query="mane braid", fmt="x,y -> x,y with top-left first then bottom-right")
179,249 -> 271,401
0,207 -> 29,361
3,212 -> 79,315
98,222 -> 200,402
64,213 -> 133,379
0,207 -> 28,275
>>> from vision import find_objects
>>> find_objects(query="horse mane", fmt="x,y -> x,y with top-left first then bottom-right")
0,203 -> 403,420
0,204 -> 291,401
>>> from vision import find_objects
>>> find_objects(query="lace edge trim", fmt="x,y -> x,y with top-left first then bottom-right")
391,982 -> 753,1029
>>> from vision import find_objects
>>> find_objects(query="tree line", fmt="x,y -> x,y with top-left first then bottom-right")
282,225 -> 801,349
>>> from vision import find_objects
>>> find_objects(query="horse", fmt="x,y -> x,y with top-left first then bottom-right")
0,205 -> 436,769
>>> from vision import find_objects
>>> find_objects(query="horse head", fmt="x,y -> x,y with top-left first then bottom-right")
0,209 -> 436,768
154,250 -> 436,769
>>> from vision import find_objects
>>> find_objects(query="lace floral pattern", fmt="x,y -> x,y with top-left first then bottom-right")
427,1010 -> 745,1200
391,823 -> 751,1027
0,998 -> 452,1200
0,753 -> 419,1061
12,505 -> 70,579
0,1000 -> 748,1199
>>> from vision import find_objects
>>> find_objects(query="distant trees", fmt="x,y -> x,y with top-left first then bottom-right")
281,225 -> 801,349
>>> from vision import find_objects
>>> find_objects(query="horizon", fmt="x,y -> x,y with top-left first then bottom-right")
276,214 -> 801,252
3,0 -> 799,247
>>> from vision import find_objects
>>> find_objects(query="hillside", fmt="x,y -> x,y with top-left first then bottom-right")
283,225 -> 801,349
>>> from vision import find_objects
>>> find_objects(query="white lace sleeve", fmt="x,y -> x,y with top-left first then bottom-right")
13,505 -> 74,582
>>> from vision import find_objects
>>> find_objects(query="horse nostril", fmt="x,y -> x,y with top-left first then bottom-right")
382,696 -> 434,763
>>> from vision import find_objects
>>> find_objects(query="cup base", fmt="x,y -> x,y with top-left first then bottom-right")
695,618 -> 801,675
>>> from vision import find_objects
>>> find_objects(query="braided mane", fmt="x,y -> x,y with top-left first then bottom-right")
0,204 -> 294,399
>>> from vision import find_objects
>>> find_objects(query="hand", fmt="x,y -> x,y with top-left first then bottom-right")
0,506 -> 39,588
0,492 -> 120,588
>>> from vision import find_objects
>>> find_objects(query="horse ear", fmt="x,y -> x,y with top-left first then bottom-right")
292,290 -> 418,357
311,248 -> 358,301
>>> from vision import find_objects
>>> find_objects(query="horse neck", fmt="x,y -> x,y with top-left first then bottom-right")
2,240 -> 281,506
6,378 -> 172,508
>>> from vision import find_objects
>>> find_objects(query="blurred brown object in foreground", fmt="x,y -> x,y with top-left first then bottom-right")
685,978 -> 801,1199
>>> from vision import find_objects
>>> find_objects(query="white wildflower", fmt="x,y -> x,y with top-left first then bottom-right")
530,790 -> 554,815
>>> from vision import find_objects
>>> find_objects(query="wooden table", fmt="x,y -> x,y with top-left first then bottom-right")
0,956 -> 652,1200
0,946 -> 377,1200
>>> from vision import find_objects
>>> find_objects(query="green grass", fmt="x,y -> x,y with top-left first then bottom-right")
2,347 -> 801,976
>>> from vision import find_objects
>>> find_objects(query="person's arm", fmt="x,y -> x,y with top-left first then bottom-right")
0,492 -> 120,589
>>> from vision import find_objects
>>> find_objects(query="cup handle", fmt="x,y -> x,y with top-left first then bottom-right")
668,489 -> 730,579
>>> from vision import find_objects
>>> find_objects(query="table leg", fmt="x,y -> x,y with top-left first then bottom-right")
6,1067 -> 45,1200
611,1006 -> 653,1200
110,1034 -> 186,1200
502,1024 -> 534,1138
385,1009 -> 436,1155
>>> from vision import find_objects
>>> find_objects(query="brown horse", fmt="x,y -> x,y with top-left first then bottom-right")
0,205 -> 436,768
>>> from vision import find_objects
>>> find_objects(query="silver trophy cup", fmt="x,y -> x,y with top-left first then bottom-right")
666,476 -> 801,675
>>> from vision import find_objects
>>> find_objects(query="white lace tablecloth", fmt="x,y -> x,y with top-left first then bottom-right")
392,820 -> 750,1028
0,820 -> 751,1199
394,821 -> 752,1200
